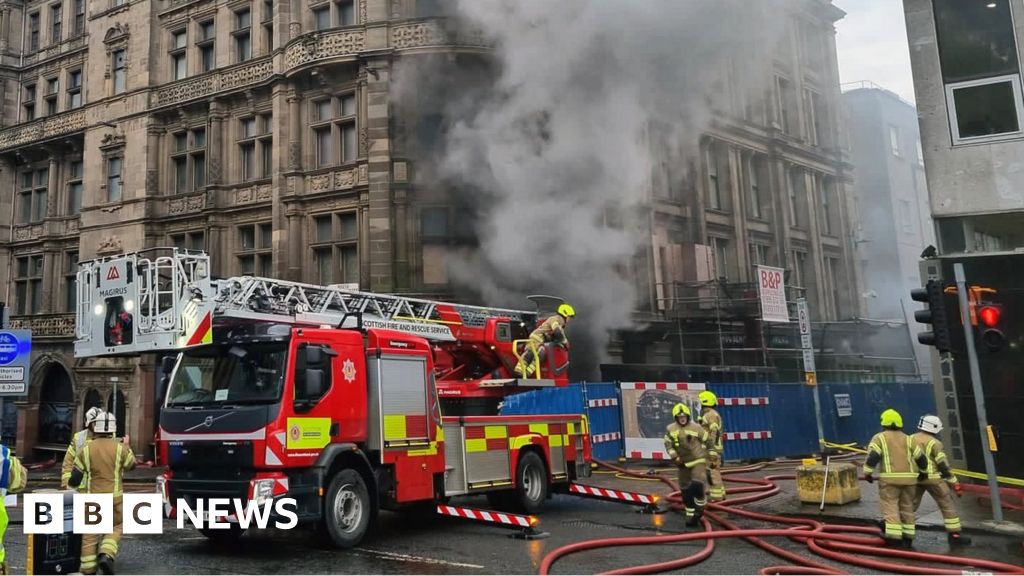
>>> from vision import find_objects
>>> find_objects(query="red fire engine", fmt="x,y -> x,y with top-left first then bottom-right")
74,249 -> 590,547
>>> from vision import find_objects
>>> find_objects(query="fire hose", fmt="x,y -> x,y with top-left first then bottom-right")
539,459 -> 1024,575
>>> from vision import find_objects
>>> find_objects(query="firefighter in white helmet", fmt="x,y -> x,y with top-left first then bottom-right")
912,414 -> 971,546
70,412 -> 135,575
515,303 -> 575,377
62,407 -> 103,490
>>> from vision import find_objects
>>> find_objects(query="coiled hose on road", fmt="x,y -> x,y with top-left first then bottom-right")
540,459 -> 1024,575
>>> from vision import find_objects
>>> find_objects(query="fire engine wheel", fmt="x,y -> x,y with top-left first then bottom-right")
324,469 -> 371,549
515,451 -> 549,514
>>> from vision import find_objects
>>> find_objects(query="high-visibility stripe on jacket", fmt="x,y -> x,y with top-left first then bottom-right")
699,408 -> 724,454
664,421 -> 710,468
911,431 -> 956,483
74,438 -> 135,496
0,444 -> 28,567
863,430 -> 927,485
62,429 -> 91,489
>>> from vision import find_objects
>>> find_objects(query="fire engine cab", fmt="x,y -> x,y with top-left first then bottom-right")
74,249 -> 590,547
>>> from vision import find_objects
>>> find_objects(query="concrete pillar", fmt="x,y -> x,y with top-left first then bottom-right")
364,60 -> 393,292
394,188 -> 408,290
287,209 -> 302,282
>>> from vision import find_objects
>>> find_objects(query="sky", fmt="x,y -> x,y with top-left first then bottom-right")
833,0 -> 916,103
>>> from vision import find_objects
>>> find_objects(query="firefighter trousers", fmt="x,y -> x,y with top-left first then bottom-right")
80,498 -> 123,575
707,454 -> 726,501
677,464 -> 708,520
914,481 -> 961,533
879,482 -> 916,541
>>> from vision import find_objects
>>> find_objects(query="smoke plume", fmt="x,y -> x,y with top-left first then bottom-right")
398,0 -> 801,378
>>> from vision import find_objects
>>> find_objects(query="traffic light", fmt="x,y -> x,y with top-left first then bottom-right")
977,303 -> 1006,352
911,280 -> 952,353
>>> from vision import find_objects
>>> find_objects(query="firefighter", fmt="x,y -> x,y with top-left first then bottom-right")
912,414 -> 971,546
0,444 -> 28,575
62,407 -> 104,490
664,402 -> 711,526
698,391 -> 726,502
863,408 -> 929,548
71,413 -> 135,575
515,303 -> 575,377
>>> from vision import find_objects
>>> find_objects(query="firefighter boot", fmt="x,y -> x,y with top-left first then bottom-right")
98,553 -> 115,575
948,532 -> 972,546
902,536 -> 914,549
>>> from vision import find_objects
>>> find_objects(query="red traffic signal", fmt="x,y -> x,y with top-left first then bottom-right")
979,305 -> 1001,327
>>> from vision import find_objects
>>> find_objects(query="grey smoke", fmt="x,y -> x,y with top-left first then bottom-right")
399,0 -> 801,378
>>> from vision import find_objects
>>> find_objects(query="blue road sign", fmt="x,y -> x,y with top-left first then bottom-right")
0,330 -> 32,396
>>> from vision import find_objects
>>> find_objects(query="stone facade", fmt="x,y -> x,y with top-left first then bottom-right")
0,0 -> 861,455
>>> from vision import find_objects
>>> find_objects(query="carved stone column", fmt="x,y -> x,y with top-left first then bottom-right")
287,94 -> 301,171
287,208 -> 302,282
208,100 -> 227,186
145,125 -> 162,196
394,188 -> 408,290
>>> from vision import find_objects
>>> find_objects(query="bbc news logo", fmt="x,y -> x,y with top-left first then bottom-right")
23,494 -> 299,534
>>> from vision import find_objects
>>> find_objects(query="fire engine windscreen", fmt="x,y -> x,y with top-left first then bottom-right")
166,344 -> 287,406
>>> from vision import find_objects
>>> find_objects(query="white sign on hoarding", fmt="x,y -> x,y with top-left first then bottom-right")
756,266 -> 789,323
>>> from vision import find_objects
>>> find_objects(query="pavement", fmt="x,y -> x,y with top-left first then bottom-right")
0,459 -> 1019,574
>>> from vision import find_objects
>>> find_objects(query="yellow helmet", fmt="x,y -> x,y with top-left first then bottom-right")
558,303 -> 576,318
699,391 -> 718,407
880,408 -> 903,429
672,403 -> 691,418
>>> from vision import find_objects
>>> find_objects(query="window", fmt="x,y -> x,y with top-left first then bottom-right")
239,114 -> 272,181
744,153 -> 764,219
51,4 -> 62,44
416,0 -> 445,17
934,0 -> 1024,144
310,213 -> 358,285
262,0 -> 273,51
29,12 -> 40,52
234,8 -> 251,62
237,223 -> 272,276
749,243 -> 770,268
68,160 -> 83,215
791,250 -> 808,289
705,142 -> 722,211
170,30 -> 187,80
313,6 -> 330,30
774,76 -> 795,134
113,0 -> 124,7
15,256 -> 44,315
198,20 -> 216,72
916,139 -> 924,167
804,89 -> 824,146
65,252 -> 78,313
899,199 -> 914,233
68,69 -> 82,108
788,167 -> 804,227
709,237 -> 732,280
74,0 -> 84,35
107,156 -> 123,202
337,0 -> 354,25
889,126 -> 900,157
19,169 -> 49,223
170,231 -> 205,251
311,94 -> 358,167
112,49 -> 126,94
23,84 -> 36,121
816,174 -> 833,236
825,257 -> 841,319
171,127 -> 207,193
45,78 -> 58,116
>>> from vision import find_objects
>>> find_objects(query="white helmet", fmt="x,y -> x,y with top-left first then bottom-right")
918,414 -> 943,434
85,407 -> 103,427
93,413 -> 117,435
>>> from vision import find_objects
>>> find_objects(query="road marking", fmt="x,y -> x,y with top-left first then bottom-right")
353,547 -> 484,569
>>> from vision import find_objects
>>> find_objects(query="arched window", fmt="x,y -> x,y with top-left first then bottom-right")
38,365 -> 74,445
82,389 -> 103,427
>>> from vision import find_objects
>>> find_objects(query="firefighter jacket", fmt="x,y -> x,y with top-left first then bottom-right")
528,315 -> 567,345
863,430 -> 928,485
911,431 -> 956,484
62,429 -> 92,489
73,438 -> 135,497
0,444 -> 28,568
699,408 -> 724,456
664,421 -> 710,469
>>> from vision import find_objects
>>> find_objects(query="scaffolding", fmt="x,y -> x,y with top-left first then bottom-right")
651,279 -> 923,383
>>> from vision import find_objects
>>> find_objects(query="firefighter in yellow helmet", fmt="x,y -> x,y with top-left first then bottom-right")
515,303 -> 575,377
71,413 -> 135,575
698,391 -> 726,502
62,407 -> 103,490
0,444 -> 28,575
863,408 -> 929,548
664,402 -> 711,526
912,414 -> 970,546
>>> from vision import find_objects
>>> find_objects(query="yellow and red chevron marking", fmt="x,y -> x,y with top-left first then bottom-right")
569,483 -> 656,505
436,504 -> 536,528
186,312 -> 213,346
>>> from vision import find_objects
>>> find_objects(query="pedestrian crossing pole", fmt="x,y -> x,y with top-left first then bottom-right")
797,299 -> 825,452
